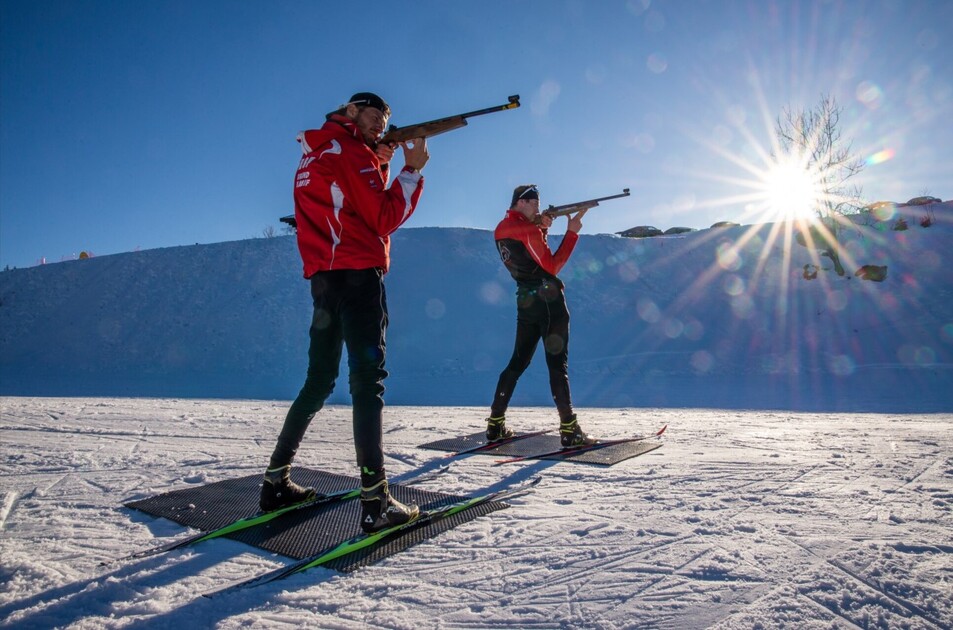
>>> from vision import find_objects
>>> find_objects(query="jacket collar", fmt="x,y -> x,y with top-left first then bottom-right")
326,113 -> 363,141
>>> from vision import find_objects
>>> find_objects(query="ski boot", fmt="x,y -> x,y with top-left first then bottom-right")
360,468 -> 420,533
259,465 -> 316,512
485,415 -> 514,442
560,414 -> 597,448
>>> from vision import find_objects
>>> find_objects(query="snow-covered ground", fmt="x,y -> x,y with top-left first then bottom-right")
1,397 -> 950,629
2,204 -> 951,626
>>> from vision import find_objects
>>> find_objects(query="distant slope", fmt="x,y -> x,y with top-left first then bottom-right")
2,207 -> 952,411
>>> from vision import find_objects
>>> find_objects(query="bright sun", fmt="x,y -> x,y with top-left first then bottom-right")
759,158 -> 821,221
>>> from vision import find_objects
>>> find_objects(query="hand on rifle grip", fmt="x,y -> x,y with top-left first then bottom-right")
375,142 -> 395,164
401,137 -> 429,172
568,204 -> 594,233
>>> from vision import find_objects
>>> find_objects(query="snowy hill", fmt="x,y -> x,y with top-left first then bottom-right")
2,205 -> 952,412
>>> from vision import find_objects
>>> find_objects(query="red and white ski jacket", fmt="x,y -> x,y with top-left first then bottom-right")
494,209 -> 578,288
293,115 -> 424,277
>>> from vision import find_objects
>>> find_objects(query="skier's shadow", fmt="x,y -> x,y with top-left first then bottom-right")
2,463 -> 547,628
1,539 -> 323,629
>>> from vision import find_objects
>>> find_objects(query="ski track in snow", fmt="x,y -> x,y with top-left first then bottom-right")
0,397 -> 950,629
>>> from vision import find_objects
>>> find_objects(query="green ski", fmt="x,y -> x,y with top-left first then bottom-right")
107,464 -> 450,565
205,476 -> 541,596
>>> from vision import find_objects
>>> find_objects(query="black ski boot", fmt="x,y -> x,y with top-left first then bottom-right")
360,468 -> 420,533
560,414 -> 596,448
259,465 -> 316,512
485,415 -> 514,442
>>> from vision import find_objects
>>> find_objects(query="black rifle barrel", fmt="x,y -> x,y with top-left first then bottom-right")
456,94 -> 521,119
543,188 -> 630,216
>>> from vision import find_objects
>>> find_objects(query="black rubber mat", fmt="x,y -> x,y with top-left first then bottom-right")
418,431 -> 663,466
125,468 -> 507,572
542,440 -> 662,465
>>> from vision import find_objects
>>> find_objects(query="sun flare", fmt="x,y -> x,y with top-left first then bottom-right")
759,157 -> 821,221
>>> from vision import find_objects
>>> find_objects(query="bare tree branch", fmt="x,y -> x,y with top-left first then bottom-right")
775,94 -> 865,226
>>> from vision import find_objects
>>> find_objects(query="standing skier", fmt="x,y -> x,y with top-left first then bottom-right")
260,92 -> 428,533
485,184 -> 596,447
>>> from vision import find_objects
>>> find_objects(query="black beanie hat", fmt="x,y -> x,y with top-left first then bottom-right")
511,185 -> 539,207
347,92 -> 391,117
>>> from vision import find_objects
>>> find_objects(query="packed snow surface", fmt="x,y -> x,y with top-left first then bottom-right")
1,398 -> 950,628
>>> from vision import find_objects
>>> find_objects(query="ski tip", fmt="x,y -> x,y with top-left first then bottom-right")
657,424 -> 668,436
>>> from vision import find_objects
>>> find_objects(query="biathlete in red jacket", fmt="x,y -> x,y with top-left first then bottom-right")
260,92 -> 428,533
486,184 -> 598,448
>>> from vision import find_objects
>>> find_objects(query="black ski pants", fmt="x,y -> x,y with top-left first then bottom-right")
269,268 -> 388,473
490,280 -> 574,421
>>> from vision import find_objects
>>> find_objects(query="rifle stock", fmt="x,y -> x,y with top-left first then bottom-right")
379,94 -> 520,146
541,188 -> 631,219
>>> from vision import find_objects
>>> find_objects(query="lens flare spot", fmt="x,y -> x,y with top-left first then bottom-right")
647,53 -> 668,73
637,298 -> 660,323
618,261 -> 641,282
723,275 -> 745,296
691,351 -> 714,373
683,319 -> 704,341
856,81 -> 884,109
915,346 -> 936,365
829,354 -> 855,376
544,334 -> 565,354
480,281 -> 505,305
940,323 -> 953,343
585,64 -> 607,85
626,0 -> 651,17
716,243 -> 743,271
314,309 -> 331,330
425,298 -> 446,319
898,344 -> 936,365
865,148 -> 895,166
867,200 -> 897,220
663,318 -> 684,339
827,289 -> 848,311
731,295 -> 754,319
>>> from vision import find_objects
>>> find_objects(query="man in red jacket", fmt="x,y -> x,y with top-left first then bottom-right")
261,92 -> 428,534
486,184 -> 597,447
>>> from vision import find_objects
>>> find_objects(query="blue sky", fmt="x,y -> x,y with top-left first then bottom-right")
2,0 -> 951,269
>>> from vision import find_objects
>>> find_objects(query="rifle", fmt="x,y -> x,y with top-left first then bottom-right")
279,95 -> 521,230
536,188 -> 631,223
379,95 -> 520,146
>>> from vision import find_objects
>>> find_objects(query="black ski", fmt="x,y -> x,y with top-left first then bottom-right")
493,425 -> 667,465
446,428 -> 553,457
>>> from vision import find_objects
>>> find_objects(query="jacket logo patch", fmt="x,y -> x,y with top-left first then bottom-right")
359,167 -> 375,174
318,140 -> 342,159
